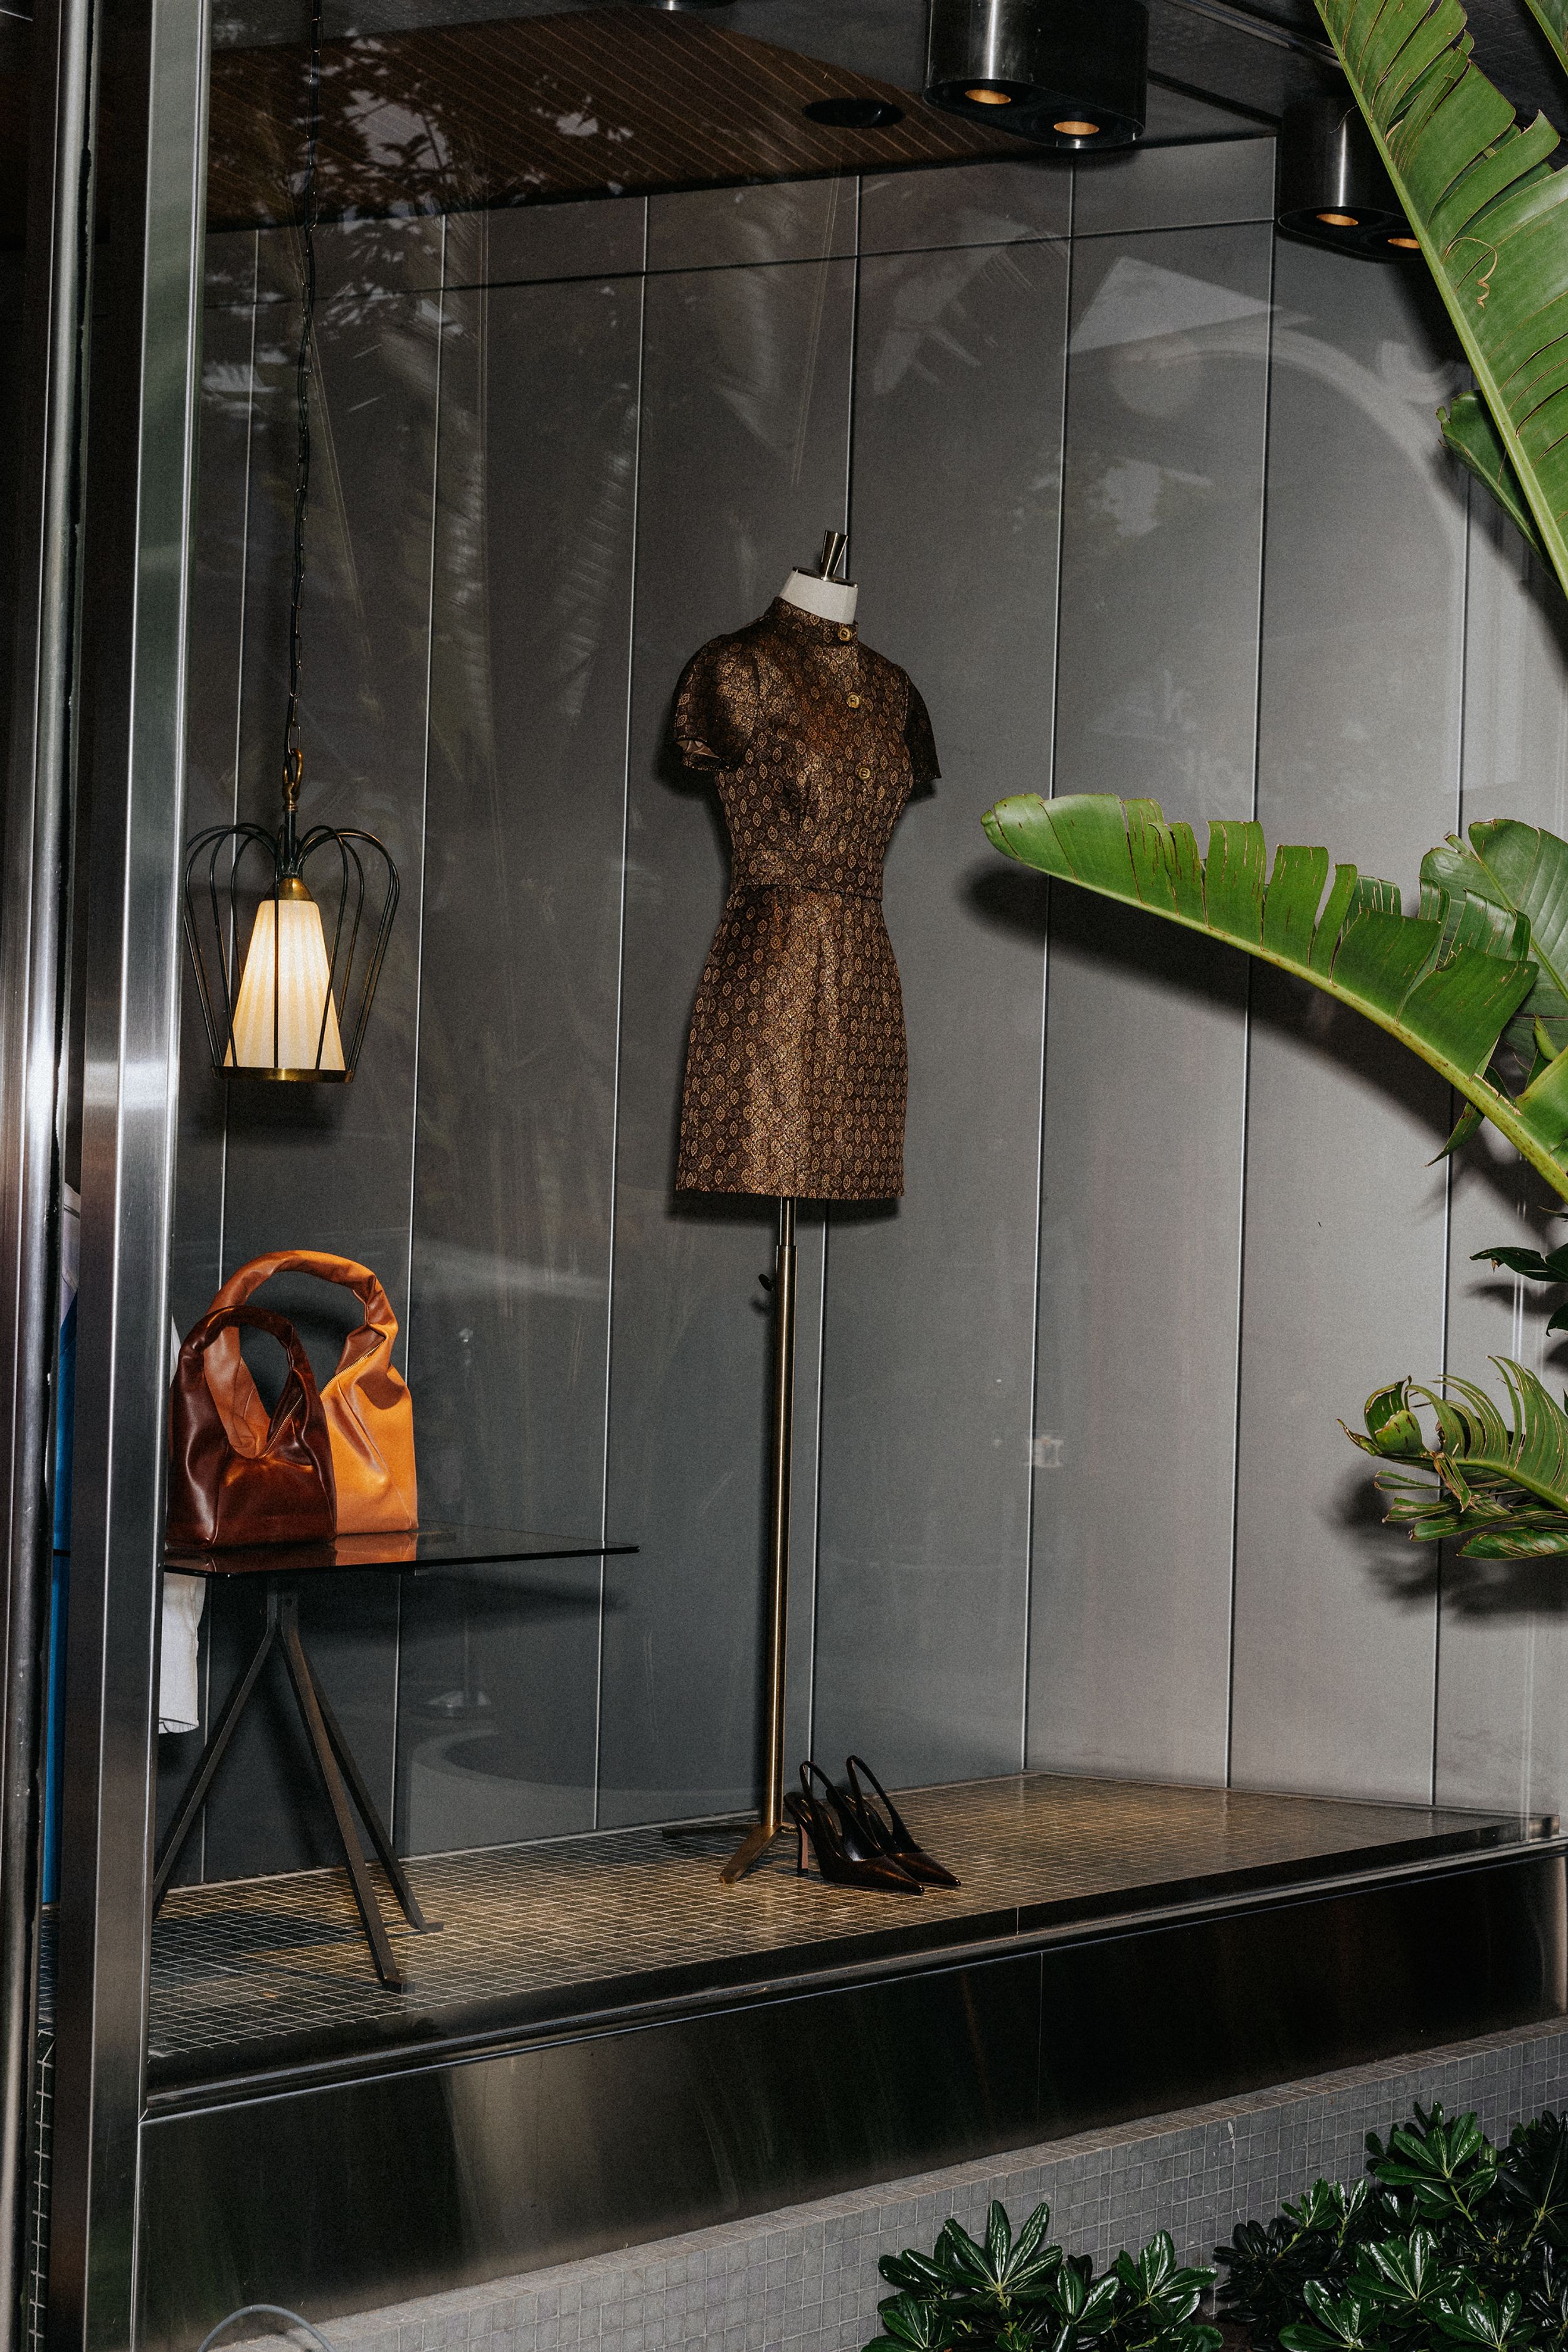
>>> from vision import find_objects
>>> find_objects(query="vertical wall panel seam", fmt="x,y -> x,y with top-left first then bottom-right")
199,228 -> 263,1883
389,213 -> 445,1849
1020,188 -> 1073,1773
1433,475 -> 1473,1807
802,188 -> 863,1750
1223,218 -> 1276,1787
1024,173 -> 1075,1769
593,250 -> 646,1831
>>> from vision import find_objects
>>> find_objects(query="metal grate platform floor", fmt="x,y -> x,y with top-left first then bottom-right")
144,1772 -> 1544,2091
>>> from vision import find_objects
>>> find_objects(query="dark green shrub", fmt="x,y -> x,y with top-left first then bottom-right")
1216,2105 -> 1568,2352
866,2200 -> 1221,2352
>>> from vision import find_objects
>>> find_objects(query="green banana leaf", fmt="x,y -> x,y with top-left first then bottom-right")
1437,391 -> 1547,560
1521,0 -> 1568,81
1422,818 -> 1568,1051
1315,0 -> 1568,595
978,791 -> 1568,1192
1346,1360 -> 1568,1556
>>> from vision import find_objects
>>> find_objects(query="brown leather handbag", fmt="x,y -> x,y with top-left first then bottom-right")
167,1306 -> 337,1549
203,1250 -> 418,1533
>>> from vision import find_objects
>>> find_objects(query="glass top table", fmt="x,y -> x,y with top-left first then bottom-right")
162,1521 -> 637,1577
155,1525 -> 637,1988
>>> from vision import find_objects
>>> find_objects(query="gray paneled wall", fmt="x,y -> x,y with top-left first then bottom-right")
166,131 -> 1568,1877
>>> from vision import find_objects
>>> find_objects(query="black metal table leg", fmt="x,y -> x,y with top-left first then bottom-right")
152,1575 -> 434,1989
277,1591 -> 405,1990
309,1668 -> 440,1934
152,1587 -> 282,1910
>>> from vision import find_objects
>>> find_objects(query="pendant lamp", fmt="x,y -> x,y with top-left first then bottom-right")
924,0 -> 1148,152
183,0 -> 398,1083
1276,93 -> 1417,259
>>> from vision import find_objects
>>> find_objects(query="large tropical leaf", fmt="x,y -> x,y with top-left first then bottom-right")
1347,1360 -> 1568,1556
979,792 -> 1564,1190
1436,391 -> 1547,560
1315,0 -> 1568,595
1520,0 -> 1568,82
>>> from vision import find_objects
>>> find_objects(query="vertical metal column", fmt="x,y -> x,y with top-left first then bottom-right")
722,1198 -> 797,1885
48,0 -> 211,2334
0,0 -> 100,2327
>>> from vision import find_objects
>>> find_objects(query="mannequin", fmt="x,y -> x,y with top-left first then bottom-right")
669,528 -> 938,1881
728,528 -> 856,1881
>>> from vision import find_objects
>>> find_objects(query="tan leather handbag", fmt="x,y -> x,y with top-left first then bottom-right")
203,1250 -> 418,1533
167,1306 -> 337,1549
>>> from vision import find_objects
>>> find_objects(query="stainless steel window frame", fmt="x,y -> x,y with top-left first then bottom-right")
35,0 -> 213,2339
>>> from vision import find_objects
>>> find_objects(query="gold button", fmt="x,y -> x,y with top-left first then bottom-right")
857,765 -> 872,780
847,693 -> 861,708
837,626 -> 852,641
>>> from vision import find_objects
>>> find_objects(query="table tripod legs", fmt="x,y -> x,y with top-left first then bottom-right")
152,1580 -> 438,1991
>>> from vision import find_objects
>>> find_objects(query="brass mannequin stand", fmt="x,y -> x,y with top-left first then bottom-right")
719,526 -> 849,1888
721,1197 -> 797,1883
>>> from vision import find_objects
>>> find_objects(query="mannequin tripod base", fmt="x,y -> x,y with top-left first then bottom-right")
720,1814 -> 789,1885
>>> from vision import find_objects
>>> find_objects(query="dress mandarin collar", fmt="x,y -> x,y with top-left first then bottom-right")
768,596 -> 858,644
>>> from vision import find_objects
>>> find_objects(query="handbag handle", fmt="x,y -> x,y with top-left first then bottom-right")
179,1303 -> 325,1449
203,1250 -> 403,1437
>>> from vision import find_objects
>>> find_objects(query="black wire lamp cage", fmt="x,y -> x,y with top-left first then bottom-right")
183,0 -> 398,1083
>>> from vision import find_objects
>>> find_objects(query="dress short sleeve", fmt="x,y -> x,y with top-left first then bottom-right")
904,679 -> 940,790
672,638 -> 758,771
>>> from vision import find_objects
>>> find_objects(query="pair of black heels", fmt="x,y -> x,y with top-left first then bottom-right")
784,1755 -> 960,1894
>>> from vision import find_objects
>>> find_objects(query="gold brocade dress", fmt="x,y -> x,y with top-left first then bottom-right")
672,598 -> 939,1201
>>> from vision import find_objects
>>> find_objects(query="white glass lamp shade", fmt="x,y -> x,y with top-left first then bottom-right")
226,878 -> 346,1073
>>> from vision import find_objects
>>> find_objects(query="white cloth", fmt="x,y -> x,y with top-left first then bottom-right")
159,1572 -> 205,1735
159,1313 -> 205,1735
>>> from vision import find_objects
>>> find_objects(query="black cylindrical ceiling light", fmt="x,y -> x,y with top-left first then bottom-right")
924,0 -> 1148,152
1277,93 -> 1418,259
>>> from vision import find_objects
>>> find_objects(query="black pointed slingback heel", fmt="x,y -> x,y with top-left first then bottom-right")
844,1754 -> 960,1888
785,1763 -> 924,1893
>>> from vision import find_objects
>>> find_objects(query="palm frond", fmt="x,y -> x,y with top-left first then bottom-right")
1315,0 -> 1568,593
1346,1360 -> 1568,1557
980,792 -> 1560,1191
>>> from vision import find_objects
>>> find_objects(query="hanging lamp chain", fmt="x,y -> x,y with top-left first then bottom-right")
282,0 -> 324,855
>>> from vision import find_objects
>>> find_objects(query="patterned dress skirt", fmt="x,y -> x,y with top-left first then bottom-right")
675,883 -> 906,1201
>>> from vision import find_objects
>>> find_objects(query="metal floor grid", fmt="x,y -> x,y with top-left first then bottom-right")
145,1772 -> 1540,2089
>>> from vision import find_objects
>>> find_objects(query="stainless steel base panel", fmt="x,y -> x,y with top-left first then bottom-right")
135,1849 -> 1567,2351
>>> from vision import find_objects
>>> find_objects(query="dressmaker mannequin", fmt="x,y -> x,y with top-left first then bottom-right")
669,526 -> 938,1884
721,530 -> 852,1883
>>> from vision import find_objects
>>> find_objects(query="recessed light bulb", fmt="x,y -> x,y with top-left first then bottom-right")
966,85 -> 1010,102
1055,117 -> 1099,134
1317,210 -> 1359,226
1389,234 -> 1418,248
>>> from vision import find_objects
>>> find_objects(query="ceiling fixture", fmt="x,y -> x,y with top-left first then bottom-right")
183,0 -> 398,1082
924,0 -> 1147,151
803,95 -> 906,129
1277,93 -> 1416,259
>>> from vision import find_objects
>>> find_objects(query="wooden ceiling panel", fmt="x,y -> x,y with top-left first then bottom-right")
205,9 -> 1020,228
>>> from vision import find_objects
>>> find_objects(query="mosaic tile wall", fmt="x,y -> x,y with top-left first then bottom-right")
220,2019 -> 1568,2352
